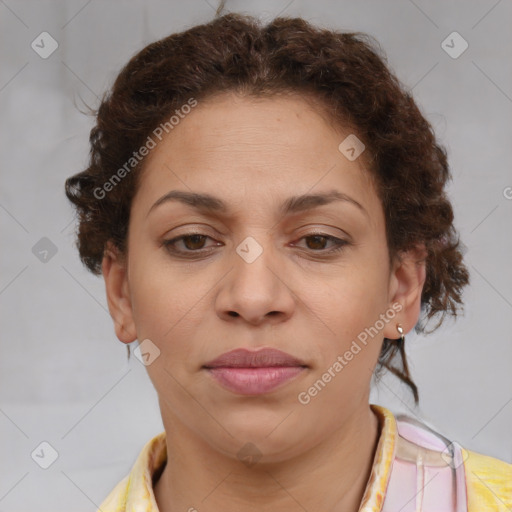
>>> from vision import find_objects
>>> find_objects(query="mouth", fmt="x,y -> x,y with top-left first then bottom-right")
203,347 -> 308,395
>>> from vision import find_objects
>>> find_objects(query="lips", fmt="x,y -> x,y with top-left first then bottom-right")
203,347 -> 307,369
203,348 -> 308,395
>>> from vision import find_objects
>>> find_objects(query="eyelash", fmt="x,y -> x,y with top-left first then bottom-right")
162,232 -> 349,258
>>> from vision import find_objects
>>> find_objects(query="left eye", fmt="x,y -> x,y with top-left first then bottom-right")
162,233 -> 348,256
294,234 -> 348,253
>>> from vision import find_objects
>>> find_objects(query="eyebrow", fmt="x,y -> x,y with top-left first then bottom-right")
146,189 -> 368,219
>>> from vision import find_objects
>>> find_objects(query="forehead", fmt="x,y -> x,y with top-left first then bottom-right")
134,92 -> 380,222
152,92 -> 350,161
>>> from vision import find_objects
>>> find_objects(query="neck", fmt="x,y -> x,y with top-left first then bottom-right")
154,403 -> 381,512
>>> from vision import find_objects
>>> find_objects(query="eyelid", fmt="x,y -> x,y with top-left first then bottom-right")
163,222 -> 229,238
294,225 -> 352,240
162,224 -> 348,243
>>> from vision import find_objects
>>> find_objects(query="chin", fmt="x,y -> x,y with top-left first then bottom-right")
206,414 -> 311,461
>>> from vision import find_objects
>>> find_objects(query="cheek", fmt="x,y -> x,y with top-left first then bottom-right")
127,247 -> 181,340
310,250 -> 390,357
328,254 -> 389,315
128,249 -> 213,361
131,277 -> 195,342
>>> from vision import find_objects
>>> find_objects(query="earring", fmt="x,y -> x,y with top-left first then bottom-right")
396,324 -> 405,344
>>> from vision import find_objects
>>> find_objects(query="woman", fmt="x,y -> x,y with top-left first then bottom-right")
64,12 -> 511,512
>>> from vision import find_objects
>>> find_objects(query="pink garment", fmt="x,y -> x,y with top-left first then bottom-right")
382,415 -> 467,512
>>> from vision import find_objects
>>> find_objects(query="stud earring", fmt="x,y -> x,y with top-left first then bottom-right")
396,324 -> 405,344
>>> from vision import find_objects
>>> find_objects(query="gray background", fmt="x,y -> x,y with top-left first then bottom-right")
1,0 -> 511,510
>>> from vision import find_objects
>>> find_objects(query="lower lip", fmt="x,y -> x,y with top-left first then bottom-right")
205,366 -> 305,395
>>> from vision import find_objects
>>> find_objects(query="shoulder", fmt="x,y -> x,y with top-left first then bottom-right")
96,474 -> 130,512
462,447 -> 512,511
96,431 -> 167,511
381,405 -> 511,511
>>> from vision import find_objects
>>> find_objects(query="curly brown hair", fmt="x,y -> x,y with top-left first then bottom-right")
64,13 -> 469,404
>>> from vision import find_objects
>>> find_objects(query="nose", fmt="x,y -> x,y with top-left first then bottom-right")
214,236 -> 295,326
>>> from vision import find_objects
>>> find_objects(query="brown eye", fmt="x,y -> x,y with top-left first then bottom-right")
162,233 -> 217,256
295,233 -> 349,254
180,234 -> 207,250
305,235 -> 329,250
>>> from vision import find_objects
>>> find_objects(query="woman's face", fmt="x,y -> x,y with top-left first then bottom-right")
104,92 -> 421,462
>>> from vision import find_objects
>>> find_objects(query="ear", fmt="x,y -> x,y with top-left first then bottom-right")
383,244 -> 427,339
101,242 -> 137,344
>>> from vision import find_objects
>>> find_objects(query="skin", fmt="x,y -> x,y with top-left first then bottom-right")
102,92 -> 426,512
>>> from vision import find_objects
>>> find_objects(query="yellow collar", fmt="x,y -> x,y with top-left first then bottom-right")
359,404 -> 397,511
